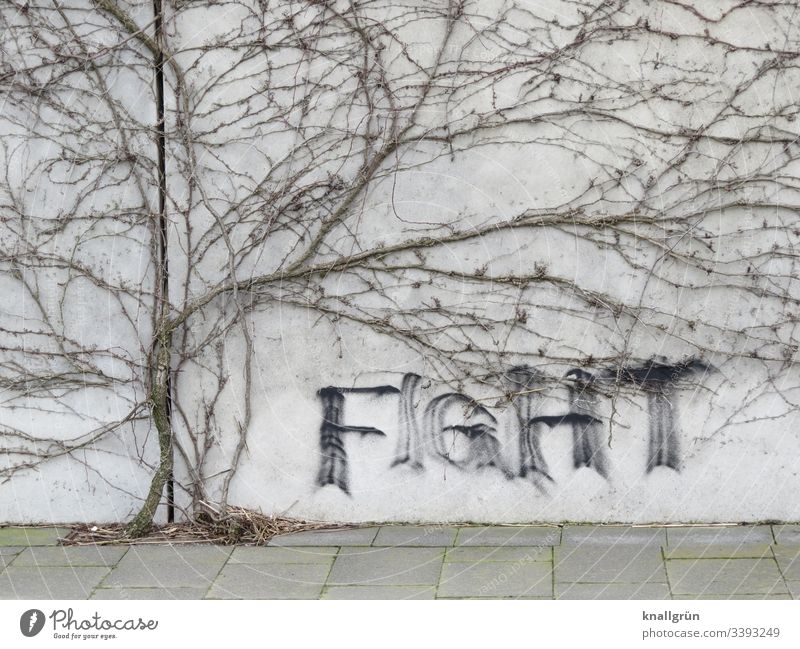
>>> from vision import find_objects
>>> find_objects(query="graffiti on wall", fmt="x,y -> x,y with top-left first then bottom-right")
315,358 -> 711,494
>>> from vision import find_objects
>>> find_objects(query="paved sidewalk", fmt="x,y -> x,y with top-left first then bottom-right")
1,524 -> 799,599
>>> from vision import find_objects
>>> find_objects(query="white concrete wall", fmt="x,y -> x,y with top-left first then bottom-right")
0,0 -> 164,524
194,308 -> 800,523
2,0 -> 799,523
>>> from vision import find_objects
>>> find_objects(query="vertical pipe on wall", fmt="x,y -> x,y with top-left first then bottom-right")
152,0 -> 173,523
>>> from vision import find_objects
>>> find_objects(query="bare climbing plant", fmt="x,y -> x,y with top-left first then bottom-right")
1,0 -> 799,535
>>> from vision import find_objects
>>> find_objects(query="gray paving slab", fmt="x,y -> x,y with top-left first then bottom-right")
229,546 -> 338,564
0,527 -> 71,546
445,546 -> 552,563
562,525 -> 667,546
13,545 -> 128,567
438,560 -> 552,598
456,526 -> 561,547
269,527 -> 379,547
328,547 -> 443,586
1,525 -> 794,601
773,525 -> 800,545
667,558 -> 787,596
771,545 -> 800,580
437,596 -> 554,600
673,594 -> 792,600
666,526 -> 773,546
664,544 -> 774,560
322,585 -> 435,599
557,582 -> 670,599
555,546 -> 667,583
0,547 -> 23,569
100,545 -> 231,589
0,566 -> 110,599
207,563 -> 330,599
121,544 -> 232,562
91,587 -> 207,600
373,526 -> 457,547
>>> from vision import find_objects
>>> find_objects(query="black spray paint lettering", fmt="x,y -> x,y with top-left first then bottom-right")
314,358 -> 711,492
506,366 -> 607,490
564,368 -> 608,478
316,385 -> 399,493
610,359 -> 709,473
391,373 -> 425,471
424,392 -> 515,478
502,366 -> 553,489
